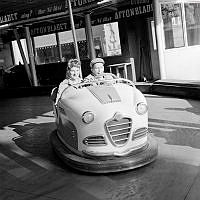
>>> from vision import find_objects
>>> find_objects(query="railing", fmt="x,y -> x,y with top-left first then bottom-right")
107,58 -> 136,82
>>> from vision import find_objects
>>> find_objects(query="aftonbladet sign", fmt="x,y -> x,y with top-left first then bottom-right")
0,0 -> 99,26
0,0 -> 152,27
30,1 -> 153,37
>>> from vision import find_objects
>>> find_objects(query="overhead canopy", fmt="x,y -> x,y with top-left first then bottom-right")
0,0 -> 111,26
0,0 -> 153,27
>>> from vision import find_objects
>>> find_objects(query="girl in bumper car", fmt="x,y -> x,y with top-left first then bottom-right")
56,58 -> 82,104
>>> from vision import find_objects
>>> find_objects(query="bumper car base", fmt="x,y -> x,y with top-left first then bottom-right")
50,130 -> 158,173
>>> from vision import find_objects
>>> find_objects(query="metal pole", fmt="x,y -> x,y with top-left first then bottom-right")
66,0 -> 79,58
85,13 -> 96,60
153,0 -> 166,79
56,32 -> 63,62
66,0 -> 82,77
25,26 -> 38,86
13,28 -> 33,86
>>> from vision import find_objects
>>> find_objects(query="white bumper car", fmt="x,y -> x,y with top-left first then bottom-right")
50,73 -> 157,173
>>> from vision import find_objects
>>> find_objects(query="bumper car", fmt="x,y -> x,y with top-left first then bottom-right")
50,73 -> 157,173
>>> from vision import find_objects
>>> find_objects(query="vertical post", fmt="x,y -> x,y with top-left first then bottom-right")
31,37 -> 38,65
56,32 -> 63,62
66,0 -> 82,77
66,0 -> 79,58
116,67 -> 119,78
124,64 -> 128,79
130,57 -> 136,82
13,28 -> 33,86
153,0 -> 166,79
85,13 -> 96,60
25,26 -> 38,86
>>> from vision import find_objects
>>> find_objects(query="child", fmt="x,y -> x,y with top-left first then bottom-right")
84,58 -> 104,81
56,58 -> 82,104
84,58 -> 114,82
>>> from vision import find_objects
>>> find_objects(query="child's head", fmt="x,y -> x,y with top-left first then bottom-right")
66,59 -> 81,80
90,58 -> 105,76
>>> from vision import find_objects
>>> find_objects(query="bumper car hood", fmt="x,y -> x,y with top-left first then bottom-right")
87,85 -> 121,104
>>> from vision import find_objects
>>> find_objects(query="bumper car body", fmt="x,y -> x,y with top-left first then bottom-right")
50,76 -> 158,173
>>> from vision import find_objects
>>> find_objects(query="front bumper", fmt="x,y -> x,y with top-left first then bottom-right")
50,130 -> 158,173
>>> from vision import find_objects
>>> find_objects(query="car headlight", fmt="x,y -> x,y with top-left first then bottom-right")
82,111 -> 94,124
136,103 -> 148,115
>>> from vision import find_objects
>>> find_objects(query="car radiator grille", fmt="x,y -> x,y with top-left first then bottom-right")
106,118 -> 132,146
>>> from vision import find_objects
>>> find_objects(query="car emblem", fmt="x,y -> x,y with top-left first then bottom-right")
113,112 -> 123,121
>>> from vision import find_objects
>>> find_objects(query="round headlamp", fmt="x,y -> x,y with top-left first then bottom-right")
82,111 -> 94,124
136,103 -> 148,115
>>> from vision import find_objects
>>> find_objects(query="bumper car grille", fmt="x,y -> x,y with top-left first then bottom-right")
83,136 -> 106,146
106,118 -> 132,146
133,127 -> 148,140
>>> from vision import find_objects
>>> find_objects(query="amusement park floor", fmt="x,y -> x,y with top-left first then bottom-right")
0,79 -> 200,199
1,91 -> 200,199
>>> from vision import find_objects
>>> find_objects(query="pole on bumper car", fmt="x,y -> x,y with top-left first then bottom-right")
85,13 -> 96,60
56,32 -> 63,62
66,0 -> 82,78
13,28 -> 33,86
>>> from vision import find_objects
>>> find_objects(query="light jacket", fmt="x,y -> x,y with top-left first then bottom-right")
56,77 -> 82,104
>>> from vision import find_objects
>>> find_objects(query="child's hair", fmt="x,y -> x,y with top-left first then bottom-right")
67,59 -> 81,71
66,59 -> 81,78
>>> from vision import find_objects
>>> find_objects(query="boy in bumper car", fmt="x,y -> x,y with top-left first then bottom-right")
84,58 -> 114,82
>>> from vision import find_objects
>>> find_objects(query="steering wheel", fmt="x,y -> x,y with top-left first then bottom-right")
72,73 -> 118,89
95,72 -> 117,80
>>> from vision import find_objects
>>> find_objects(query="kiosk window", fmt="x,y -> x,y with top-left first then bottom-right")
59,28 -> 88,61
92,22 -> 122,57
161,3 -> 185,49
185,3 -> 200,46
34,34 -> 59,64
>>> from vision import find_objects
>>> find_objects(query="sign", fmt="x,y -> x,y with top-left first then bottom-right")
0,0 -> 101,26
29,1 -> 153,37
0,0 -> 152,26
0,3 -> 64,26
30,18 -> 84,36
91,2 -> 153,26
